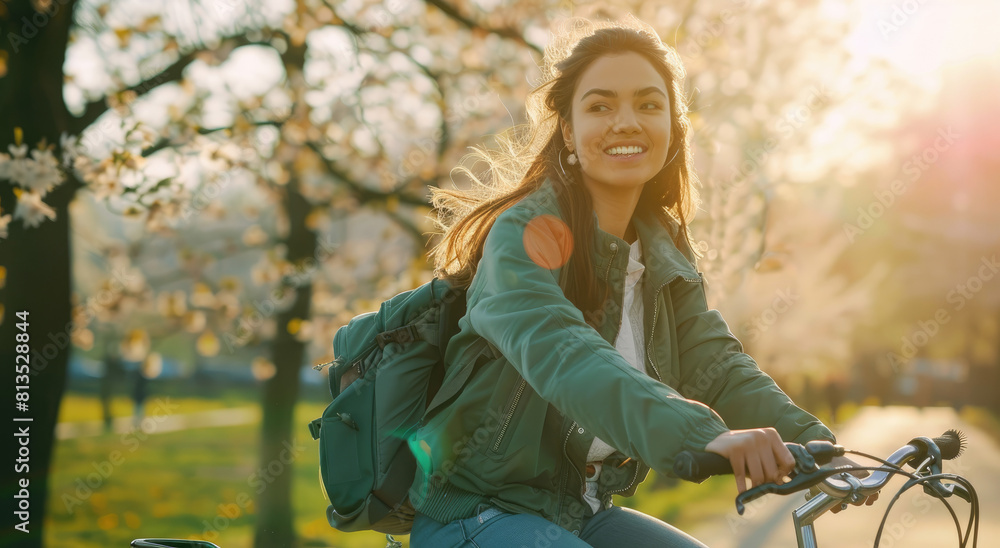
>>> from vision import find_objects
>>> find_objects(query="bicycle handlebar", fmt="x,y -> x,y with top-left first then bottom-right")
673,430 -> 964,485
673,429 -> 975,547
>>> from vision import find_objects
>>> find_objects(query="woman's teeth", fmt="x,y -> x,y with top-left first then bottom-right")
604,146 -> 644,156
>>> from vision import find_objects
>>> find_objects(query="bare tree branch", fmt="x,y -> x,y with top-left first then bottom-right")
141,119 -> 285,157
69,35 -> 275,135
304,141 -> 431,208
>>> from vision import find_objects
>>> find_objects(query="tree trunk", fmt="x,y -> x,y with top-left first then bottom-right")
1,2 -> 80,546
253,178 -> 316,548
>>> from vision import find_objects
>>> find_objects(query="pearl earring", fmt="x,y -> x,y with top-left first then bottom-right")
567,151 -> 577,165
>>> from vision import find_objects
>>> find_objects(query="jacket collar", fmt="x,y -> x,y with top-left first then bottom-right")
527,176 -> 700,288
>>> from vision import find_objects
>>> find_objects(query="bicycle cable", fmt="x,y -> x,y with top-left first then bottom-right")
869,471 -> 978,548
807,453 -> 974,548
844,449 -> 914,475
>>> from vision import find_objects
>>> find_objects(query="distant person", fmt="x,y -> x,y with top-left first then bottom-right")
132,355 -> 153,428
407,16 -> 876,547
102,342 -> 123,432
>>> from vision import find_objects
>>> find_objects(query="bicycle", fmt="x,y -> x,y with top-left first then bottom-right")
132,430 -> 978,548
673,429 -> 980,548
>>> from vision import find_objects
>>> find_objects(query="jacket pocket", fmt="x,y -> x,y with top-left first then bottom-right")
487,376 -> 529,457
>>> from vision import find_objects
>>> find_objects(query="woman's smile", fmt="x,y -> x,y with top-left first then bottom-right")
602,143 -> 648,163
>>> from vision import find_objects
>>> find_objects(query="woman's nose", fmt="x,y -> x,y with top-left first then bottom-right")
612,108 -> 640,133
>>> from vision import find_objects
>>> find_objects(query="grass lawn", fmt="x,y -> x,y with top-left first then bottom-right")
46,399 -> 393,548
48,395 -> 856,547
57,394 -> 236,423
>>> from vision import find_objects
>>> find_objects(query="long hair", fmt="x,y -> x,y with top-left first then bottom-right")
427,14 -> 702,328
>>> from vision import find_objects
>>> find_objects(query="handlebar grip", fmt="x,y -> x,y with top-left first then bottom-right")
933,429 -> 967,460
673,450 -> 733,483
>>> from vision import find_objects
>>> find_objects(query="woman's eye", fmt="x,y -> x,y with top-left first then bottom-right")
589,104 -> 608,112
642,102 -> 662,110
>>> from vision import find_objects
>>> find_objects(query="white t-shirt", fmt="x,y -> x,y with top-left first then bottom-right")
582,234 -> 646,514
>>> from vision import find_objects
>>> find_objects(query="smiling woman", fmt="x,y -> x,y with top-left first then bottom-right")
408,13 -> 849,548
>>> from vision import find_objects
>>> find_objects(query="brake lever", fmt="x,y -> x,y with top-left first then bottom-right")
733,443 -> 847,516
907,436 -> 969,502
735,468 -> 832,515
922,478 -> 972,503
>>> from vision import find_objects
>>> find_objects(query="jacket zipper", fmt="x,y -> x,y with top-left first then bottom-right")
491,377 -> 527,453
605,242 -> 623,341
562,420 -> 585,493
644,281 -> 669,382
645,273 -> 701,383
604,458 -> 641,499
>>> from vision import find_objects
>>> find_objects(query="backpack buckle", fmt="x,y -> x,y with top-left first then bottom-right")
376,325 -> 419,349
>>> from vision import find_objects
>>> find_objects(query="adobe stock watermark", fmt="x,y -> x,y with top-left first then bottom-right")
679,0 -> 760,60
407,403 -> 508,506
201,438 -> 305,542
843,125 -> 960,243
886,254 -> 999,371
168,168 -> 238,229
5,0 -> 74,53
382,75 -> 499,189
222,233 -> 341,352
720,83 -> 833,193
876,456 -> 971,547
727,488 -> 781,533
60,397 -> 180,514
878,0 -> 930,41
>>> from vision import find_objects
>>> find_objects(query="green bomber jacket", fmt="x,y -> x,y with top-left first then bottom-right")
407,175 -> 835,535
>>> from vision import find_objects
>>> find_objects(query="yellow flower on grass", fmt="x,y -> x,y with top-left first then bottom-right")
124,511 -> 141,529
196,331 -> 220,357
97,513 -> 119,530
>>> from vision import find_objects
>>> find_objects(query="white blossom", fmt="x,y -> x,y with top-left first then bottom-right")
60,132 -> 83,168
8,143 -> 27,159
2,155 -> 33,189
90,170 -> 123,201
25,148 -> 65,195
0,144 -> 66,197
13,191 -> 57,228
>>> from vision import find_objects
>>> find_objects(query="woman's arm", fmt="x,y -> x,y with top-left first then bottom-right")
671,275 -> 836,445
466,205 -> 730,473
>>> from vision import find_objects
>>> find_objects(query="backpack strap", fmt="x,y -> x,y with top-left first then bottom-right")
376,326 -> 419,349
369,441 -> 418,517
429,283 -> 466,404
423,337 -> 499,419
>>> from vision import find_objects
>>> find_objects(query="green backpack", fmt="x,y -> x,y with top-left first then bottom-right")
308,277 -> 474,540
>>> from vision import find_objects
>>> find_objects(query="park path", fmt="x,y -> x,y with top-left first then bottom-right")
687,406 -> 998,548
55,406 -> 260,439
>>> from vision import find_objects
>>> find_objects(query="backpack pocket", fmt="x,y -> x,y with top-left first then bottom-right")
317,375 -> 375,521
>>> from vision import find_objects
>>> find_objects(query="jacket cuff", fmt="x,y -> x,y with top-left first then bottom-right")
791,423 -> 837,445
680,420 -> 729,453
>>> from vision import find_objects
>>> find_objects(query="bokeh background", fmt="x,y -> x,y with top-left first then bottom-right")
1,0 -> 998,547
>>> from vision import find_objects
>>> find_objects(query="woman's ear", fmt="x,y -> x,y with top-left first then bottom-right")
560,118 -> 573,151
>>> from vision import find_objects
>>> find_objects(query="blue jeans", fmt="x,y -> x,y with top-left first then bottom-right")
410,502 -> 709,547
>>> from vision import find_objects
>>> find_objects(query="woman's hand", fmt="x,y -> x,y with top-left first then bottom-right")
823,455 -> 880,513
705,428 -> 796,494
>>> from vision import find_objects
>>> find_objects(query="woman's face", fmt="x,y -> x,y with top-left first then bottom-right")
561,51 -> 673,194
